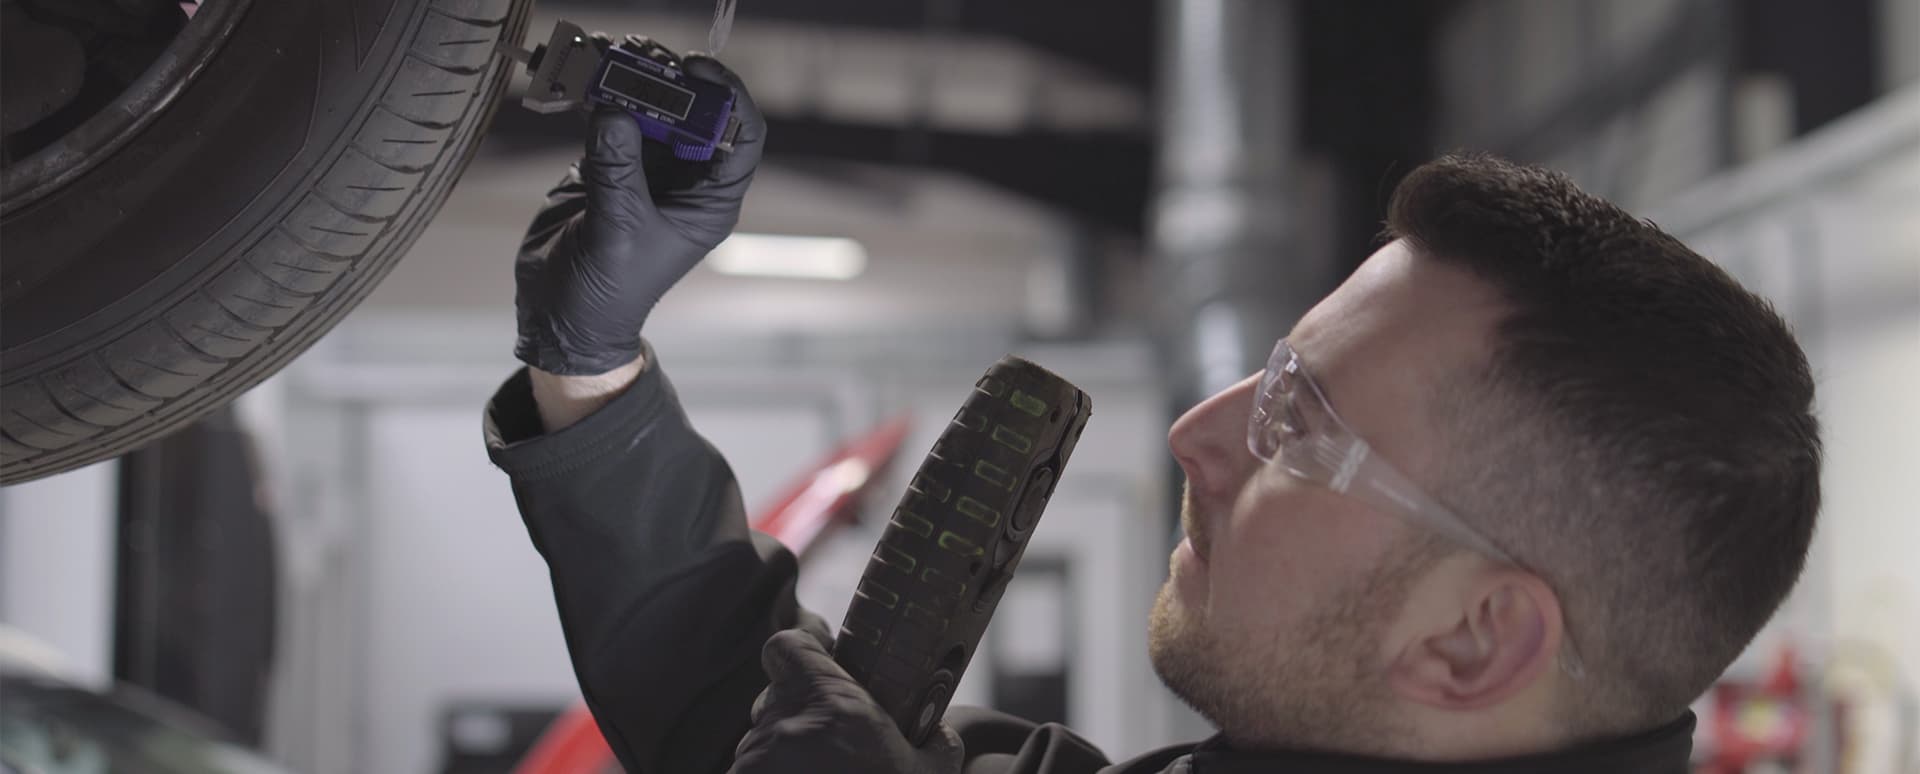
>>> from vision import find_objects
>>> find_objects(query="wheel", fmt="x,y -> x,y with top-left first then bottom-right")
0,0 -> 533,484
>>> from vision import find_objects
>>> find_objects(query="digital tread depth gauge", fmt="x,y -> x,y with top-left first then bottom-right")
499,20 -> 742,161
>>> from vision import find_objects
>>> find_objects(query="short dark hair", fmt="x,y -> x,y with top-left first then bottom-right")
1385,154 -> 1821,735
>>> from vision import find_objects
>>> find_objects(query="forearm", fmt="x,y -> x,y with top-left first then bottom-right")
530,355 -> 646,433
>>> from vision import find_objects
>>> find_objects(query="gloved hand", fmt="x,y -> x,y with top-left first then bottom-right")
513,56 -> 765,376
729,623 -> 964,774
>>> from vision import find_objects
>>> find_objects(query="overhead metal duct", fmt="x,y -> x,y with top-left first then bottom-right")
1150,0 -> 1327,407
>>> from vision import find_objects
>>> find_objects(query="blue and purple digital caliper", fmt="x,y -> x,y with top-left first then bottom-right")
499,14 -> 742,161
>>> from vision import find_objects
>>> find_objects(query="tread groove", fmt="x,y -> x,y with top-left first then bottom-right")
205,293 -> 280,330
426,7 -> 508,27
409,89 -> 469,97
192,323 -> 253,344
42,382 -> 111,430
380,112 -> 459,131
236,261 -> 323,298
157,322 -> 231,365
274,224 -> 365,260
269,260 -> 338,276
406,54 -> 485,77
309,225 -> 376,237
310,188 -> 401,225
9,410 -> 80,440
357,152 -> 434,175
134,359 -> 199,378
233,292 -> 302,309
71,382 -> 152,414
99,356 -> 162,401
345,184 -> 407,192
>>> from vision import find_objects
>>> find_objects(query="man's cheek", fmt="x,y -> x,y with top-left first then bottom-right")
1210,552 -> 1281,615
1221,527 -> 1321,614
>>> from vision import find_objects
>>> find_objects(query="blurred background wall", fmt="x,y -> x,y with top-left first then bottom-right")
3,0 -> 1916,772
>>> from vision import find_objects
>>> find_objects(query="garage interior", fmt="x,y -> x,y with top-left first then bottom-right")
2,0 -> 1917,772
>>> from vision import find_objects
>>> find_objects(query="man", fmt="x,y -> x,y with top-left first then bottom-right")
485,60 -> 1821,774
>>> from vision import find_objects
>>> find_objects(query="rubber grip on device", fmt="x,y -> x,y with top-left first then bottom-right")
831,356 -> 1092,745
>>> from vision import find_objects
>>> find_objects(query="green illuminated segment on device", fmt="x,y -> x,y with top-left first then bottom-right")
973,459 -> 1016,491
832,355 -> 1091,748
953,409 -> 987,432
991,424 -> 1033,454
955,496 -> 1000,528
876,543 -> 918,573
1009,389 -> 1048,418
892,508 -> 935,538
920,566 -> 966,599
857,579 -> 901,609
910,473 -> 952,503
937,530 -> 983,558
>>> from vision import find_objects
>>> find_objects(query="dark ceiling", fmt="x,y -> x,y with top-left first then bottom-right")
489,0 -> 1884,266
489,0 -> 1451,257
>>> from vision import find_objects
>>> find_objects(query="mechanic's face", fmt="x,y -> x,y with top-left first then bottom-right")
1148,239 -> 1509,752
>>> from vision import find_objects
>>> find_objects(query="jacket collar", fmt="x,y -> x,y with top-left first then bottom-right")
1180,712 -> 1695,774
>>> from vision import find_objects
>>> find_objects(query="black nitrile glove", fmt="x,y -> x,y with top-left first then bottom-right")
514,56 -> 765,375
729,622 -> 964,774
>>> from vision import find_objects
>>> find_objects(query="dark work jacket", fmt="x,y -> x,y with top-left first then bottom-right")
483,347 -> 1697,774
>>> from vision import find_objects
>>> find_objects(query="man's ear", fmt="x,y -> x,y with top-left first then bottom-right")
1388,569 -> 1563,710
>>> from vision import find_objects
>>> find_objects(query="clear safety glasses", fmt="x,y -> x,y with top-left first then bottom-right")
1248,340 -> 1587,678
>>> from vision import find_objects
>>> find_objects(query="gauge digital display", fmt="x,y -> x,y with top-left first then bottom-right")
598,62 -> 695,119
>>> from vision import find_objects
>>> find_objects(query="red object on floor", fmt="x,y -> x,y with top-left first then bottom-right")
512,416 -> 914,774
1702,645 -> 1809,774
512,705 -> 615,774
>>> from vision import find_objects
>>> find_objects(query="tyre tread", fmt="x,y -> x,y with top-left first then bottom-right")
0,0 -> 533,483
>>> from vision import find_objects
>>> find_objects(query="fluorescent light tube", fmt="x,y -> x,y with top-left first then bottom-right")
707,234 -> 868,280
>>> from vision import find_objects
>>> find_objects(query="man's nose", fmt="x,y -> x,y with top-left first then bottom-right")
1168,374 -> 1262,499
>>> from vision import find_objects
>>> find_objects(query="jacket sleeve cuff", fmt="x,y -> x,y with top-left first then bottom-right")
482,340 -> 668,480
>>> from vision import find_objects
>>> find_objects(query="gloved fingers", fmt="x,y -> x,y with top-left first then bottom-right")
730,721 -> 772,769
682,54 -> 765,183
682,55 -> 765,145
519,164 -> 588,250
920,723 -> 966,772
751,628 -> 834,725
749,614 -> 831,722
797,612 -> 835,651
748,626 -> 856,725
748,683 -> 777,725
581,108 -> 656,231
760,627 -> 853,688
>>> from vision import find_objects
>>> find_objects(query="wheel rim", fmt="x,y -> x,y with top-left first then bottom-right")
0,0 -> 253,216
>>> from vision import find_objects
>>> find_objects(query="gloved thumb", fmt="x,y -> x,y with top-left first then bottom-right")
918,723 -> 965,773
582,108 -> 654,226
760,627 -> 849,687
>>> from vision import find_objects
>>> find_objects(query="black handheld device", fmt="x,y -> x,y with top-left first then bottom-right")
832,356 -> 1092,745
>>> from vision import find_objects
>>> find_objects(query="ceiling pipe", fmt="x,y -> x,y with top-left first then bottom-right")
1149,0 -> 1326,408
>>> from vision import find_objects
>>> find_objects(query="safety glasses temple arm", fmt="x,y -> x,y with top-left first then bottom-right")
1345,447 -> 1518,565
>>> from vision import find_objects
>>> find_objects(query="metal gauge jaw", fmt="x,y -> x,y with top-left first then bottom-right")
500,20 -> 744,161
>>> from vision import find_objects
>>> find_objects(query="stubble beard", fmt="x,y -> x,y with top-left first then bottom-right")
1147,501 -> 1437,753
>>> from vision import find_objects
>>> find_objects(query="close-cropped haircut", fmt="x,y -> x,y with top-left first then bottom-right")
1385,154 -> 1821,735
